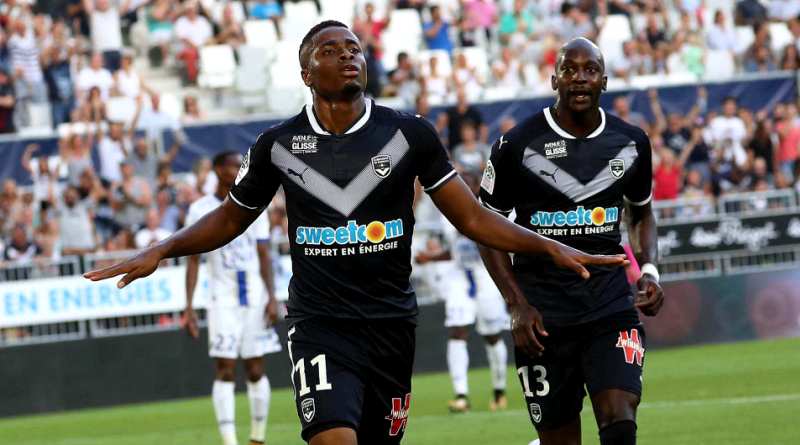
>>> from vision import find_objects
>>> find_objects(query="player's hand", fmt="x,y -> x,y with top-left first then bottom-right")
265,297 -> 278,326
635,274 -> 663,316
83,246 -> 164,288
183,308 -> 199,338
548,242 -> 629,280
509,302 -> 548,357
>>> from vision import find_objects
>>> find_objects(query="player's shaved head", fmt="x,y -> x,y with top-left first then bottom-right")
556,37 -> 605,72
299,20 -> 349,69
212,150 -> 240,167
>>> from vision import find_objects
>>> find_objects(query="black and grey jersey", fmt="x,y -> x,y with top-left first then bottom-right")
230,100 -> 456,321
479,107 -> 653,326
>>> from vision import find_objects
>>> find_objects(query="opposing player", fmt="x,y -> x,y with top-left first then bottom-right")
478,38 -> 664,445
85,22 -> 627,445
415,168 -> 510,413
184,151 -> 281,445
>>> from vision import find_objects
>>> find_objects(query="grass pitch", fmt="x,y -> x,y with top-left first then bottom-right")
2,337 -> 798,445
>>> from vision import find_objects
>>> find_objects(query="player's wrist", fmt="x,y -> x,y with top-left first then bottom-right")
640,263 -> 660,283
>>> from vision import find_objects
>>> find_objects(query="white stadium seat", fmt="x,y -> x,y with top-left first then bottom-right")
417,49 -> 453,77
244,20 -> 279,50
210,1 -> 246,25
734,26 -> 755,55
319,0 -> 355,26
385,9 -> 423,38
198,44 -> 237,89
459,47 -> 489,81
106,96 -> 137,123
704,50 -> 735,81
768,22 -> 793,55
282,1 -> 320,42
597,15 -> 633,71
158,93 -> 183,121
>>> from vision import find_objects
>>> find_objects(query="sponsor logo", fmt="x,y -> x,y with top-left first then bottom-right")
385,393 -> 411,436
539,167 -> 558,183
287,167 -> 309,184
372,154 -> 392,178
291,135 -> 318,154
530,206 -> 619,227
481,160 -> 496,194
544,140 -> 567,159
497,135 -> 509,150
235,149 -> 250,185
301,398 -> 315,422
529,403 -> 542,423
610,158 -> 625,178
295,219 -> 404,245
616,328 -> 645,366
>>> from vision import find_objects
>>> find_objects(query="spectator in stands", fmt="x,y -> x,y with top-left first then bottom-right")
708,97 -> 749,173
462,0 -> 497,44
113,51 -> 148,100
186,156 -> 216,195
4,223 -> 38,262
744,44 -> 777,72
155,186 -> 180,232
491,46 -> 523,89
96,119 -> 133,184
383,52 -> 418,102
83,0 -> 125,71
214,3 -> 245,49
608,40 -> 641,79
34,216 -> 61,261
174,1 -> 213,85
767,0 -> 800,21
451,120 -> 490,172
498,0 -> 533,47
135,93 -> 184,154
423,5 -> 454,55
41,21 -> 75,128
57,184 -> 97,255
611,95 -> 648,129
499,115 -> 517,134
127,134 -> 180,183
182,94 -> 206,123
7,17 -> 47,128
352,2 -> 390,61
452,51 -> 483,95
20,144 -> 57,210
73,86 -> 106,122
653,138 -> 684,202
419,55 -> 449,103
173,180 -> 197,229
144,0 -> 178,68
0,68 -> 15,134
0,179 -> 21,236
438,88 -> 487,150
59,131 -> 94,186
775,103 -> 800,182
414,93 -> 433,123
134,207 -> 171,248
558,2 -> 596,41
77,52 -> 114,102
747,117 -> 778,176
110,159 -> 152,230
706,9 -> 737,52
779,43 -> 800,70
250,0 -> 282,24
735,0 -> 768,26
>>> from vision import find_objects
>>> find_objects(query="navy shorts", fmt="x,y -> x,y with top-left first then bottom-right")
515,309 -> 646,431
287,317 -> 415,444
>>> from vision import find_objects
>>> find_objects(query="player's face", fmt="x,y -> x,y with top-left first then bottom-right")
215,154 -> 243,188
302,27 -> 367,99
552,46 -> 607,113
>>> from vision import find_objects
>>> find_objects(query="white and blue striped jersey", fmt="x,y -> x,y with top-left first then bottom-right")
186,194 -> 270,308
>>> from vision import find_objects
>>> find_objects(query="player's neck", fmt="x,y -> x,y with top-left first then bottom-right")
214,187 -> 228,202
553,103 -> 602,138
312,94 -> 366,136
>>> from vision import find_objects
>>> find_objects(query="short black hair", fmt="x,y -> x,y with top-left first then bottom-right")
212,150 -> 240,167
299,20 -> 349,69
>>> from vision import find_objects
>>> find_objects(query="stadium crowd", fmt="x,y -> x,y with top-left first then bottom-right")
0,0 -> 798,266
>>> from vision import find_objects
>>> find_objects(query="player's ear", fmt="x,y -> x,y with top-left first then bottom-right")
301,68 -> 312,87
602,75 -> 607,91
550,74 -> 557,91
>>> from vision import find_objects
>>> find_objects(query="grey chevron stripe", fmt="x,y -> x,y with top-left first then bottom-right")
271,130 -> 410,216
522,141 -> 638,202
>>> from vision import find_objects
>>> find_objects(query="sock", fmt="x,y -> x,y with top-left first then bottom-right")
247,376 -> 271,443
599,420 -> 637,445
212,380 -> 238,445
447,339 -> 469,396
485,339 -> 508,393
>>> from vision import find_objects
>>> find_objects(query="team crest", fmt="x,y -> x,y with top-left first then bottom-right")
301,398 -> 315,422
372,154 -> 392,178
529,403 -> 542,423
609,158 -> 625,178
235,149 -> 251,185
385,393 -> 411,436
481,160 -> 496,194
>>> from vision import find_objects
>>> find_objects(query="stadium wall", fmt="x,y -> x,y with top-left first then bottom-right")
3,268 -> 800,417
0,73 -> 796,184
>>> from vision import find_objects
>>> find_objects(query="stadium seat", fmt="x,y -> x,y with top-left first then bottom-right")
734,26 -> 755,55
417,49 -> 453,77
704,50 -> 735,80
319,0 -> 355,26
210,1 -> 246,25
269,41 -> 304,88
282,1 -> 320,42
18,103 -> 53,136
597,15 -> 632,70
106,96 -> 137,123
159,93 -> 183,120
385,9 -> 423,38
768,22 -> 793,55
482,86 -> 516,102
236,47 -> 269,109
198,44 -> 237,89
266,86 -> 305,113
459,47 -> 489,81
244,20 -> 279,51
605,77 -> 629,91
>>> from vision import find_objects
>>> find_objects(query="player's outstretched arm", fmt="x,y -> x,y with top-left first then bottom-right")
627,202 -> 664,316
430,177 -> 628,279
84,198 -> 260,288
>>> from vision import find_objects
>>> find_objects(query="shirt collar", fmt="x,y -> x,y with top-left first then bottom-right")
543,106 -> 606,139
305,99 -> 372,136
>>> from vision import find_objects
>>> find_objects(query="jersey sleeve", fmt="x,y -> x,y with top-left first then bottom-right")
408,117 -> 457,193
229,133 -> 282,210
623,131 -> 654,206
478,135 -> 516,215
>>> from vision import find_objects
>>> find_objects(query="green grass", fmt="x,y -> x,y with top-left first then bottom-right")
2,338 -> 799,445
